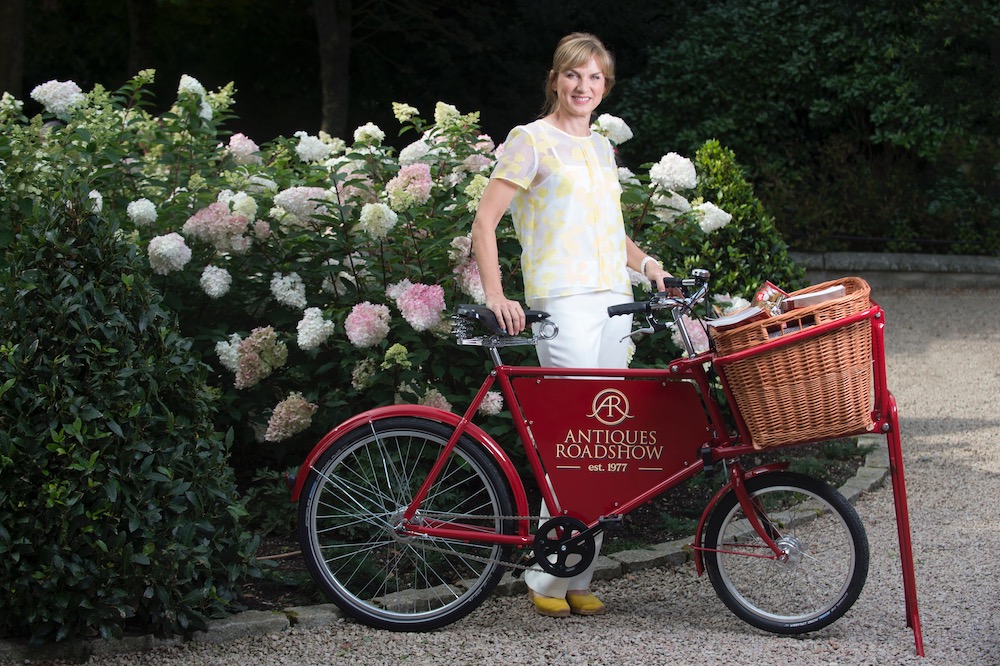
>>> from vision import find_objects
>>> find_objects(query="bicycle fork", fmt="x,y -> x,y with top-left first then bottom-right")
692,461 -> 791,574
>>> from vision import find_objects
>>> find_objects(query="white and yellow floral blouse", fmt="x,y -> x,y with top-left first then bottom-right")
491,119 -> 630,302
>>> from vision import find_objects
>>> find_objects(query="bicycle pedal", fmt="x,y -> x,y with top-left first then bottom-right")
599,515 -> 624,530
513,552 -> 536,578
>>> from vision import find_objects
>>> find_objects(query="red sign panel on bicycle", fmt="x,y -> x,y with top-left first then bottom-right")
513,376 -> 711,523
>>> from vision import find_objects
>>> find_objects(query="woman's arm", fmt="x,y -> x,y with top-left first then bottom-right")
470,178 -> 526,335
625,236 -> 673,292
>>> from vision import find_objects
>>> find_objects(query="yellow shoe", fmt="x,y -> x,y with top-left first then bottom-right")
566,591 -> 606,616
528,590 -> 570,618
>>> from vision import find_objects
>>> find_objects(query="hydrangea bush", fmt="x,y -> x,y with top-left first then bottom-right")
1,72 -> 802,483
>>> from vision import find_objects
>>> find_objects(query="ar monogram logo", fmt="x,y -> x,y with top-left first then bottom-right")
586,388 -> 635,426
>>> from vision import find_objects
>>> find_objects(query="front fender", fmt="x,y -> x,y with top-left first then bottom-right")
289,405 -> 530,522
693,462 -> 790,575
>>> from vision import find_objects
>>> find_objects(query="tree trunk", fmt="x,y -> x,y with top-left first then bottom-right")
0,0 -> 26,98
313,0 -> 352,138
126,0 -> 157,78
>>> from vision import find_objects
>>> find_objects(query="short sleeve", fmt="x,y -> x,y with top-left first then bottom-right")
490,126 -> 537,190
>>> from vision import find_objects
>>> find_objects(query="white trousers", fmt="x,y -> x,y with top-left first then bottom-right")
524,290 -> 633,597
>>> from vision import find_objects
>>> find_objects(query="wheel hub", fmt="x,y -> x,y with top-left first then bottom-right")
388,507 -> 423,542
775,535 -> 804,571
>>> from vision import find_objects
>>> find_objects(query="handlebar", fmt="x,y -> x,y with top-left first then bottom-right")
607,269 -> 712,356
607,270 -> 710,319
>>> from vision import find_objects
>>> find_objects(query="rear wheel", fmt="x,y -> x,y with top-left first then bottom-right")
703,472 -> 869,634
298,417 -> 515,630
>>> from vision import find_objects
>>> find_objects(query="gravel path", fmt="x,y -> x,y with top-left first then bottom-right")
46,289 -> 1000,665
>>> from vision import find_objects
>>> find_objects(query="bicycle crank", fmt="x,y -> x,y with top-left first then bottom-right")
529,516 -> 598,578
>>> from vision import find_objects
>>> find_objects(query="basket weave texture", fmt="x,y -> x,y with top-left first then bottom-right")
713,277 -> 875,449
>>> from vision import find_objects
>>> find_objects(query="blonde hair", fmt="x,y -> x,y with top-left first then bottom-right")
542,32 -> 616,116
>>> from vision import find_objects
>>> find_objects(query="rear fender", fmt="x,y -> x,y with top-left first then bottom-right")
693,462 -> 790,575
289,405 -> 530,522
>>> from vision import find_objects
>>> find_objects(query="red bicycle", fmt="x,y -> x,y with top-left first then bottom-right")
289,269 -> 923,653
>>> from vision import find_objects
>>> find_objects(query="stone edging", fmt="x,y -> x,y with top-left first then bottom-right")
792,251 -> 1000,289
0,436 -> 891,664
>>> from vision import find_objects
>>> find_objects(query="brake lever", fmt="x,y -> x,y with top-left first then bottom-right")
620,318 -> 670,342
621,326 -> 655,342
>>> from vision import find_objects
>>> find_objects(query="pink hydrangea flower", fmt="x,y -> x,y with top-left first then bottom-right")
419,388 -> 452,412
478,391 -> 504,416
272,186 -> 332,227
181,201 -> 251,254
265,392 -> 318,442
386,162 -> 433,212
671,314 -> 710,356
227,132 -> 262,165
395,282 -> 445,331
345,301 -> 391,348
235,326 -> 288,390
453,260 -> 485,303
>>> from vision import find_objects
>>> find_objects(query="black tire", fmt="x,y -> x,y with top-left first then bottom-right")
702,471 -> 869,634
297,417 -> 515,631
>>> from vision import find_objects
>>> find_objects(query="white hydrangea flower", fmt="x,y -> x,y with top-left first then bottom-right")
247,174 -> 278,194
215,333 -> 243,373
296,307 -> 336,350
652,191 -> 692,223
198,99 -> 213,121
217,189 -> 258,221
386,279 -> 413,302
591,114 -> 633,145
434,102 -> 460,126
714,293 -> 753,315
399,138 -> 432,165
353,122 -> 385,145
200,265 -> 232,299
694,201 -> 733,233
650,152 -> 697,192
618,167 -> 640,186
357,202 -> 397,240
318,132 -> 347,155
392,102 -> 419,123
177,74 -> 206,97
147,233 -> 192,275
88,190 -> 103,214
127,198 -> 157,226
270,272 -> 308,309
1,91 -> 24,119
294,131 -> 333,162
30,80 -> 85,120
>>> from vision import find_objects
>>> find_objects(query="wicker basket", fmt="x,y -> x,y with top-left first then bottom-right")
713,277 -> 875,449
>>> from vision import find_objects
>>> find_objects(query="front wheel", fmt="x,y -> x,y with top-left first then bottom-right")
703,471 -> 869,634
297,416 -> 515,631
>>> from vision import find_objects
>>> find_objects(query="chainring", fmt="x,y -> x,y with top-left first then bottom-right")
532,516 -> 596,578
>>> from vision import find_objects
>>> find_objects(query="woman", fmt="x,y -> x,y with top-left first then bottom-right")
471,32 -> 673,618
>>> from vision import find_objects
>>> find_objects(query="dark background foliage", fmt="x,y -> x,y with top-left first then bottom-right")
6,0 -> 996,254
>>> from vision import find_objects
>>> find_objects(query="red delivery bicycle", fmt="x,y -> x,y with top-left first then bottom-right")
289,269 -> 924,655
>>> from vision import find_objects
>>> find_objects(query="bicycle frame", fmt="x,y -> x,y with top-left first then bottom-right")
289,293 -> 924,655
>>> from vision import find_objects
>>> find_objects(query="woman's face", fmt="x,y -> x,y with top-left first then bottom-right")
551,56 -> 606,120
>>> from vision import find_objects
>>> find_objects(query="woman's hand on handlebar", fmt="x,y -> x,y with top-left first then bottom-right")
647,265 -> 683,297
486,295 -> 526,336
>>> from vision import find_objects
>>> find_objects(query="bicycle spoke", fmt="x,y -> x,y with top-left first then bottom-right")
298,418 -> 513,629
